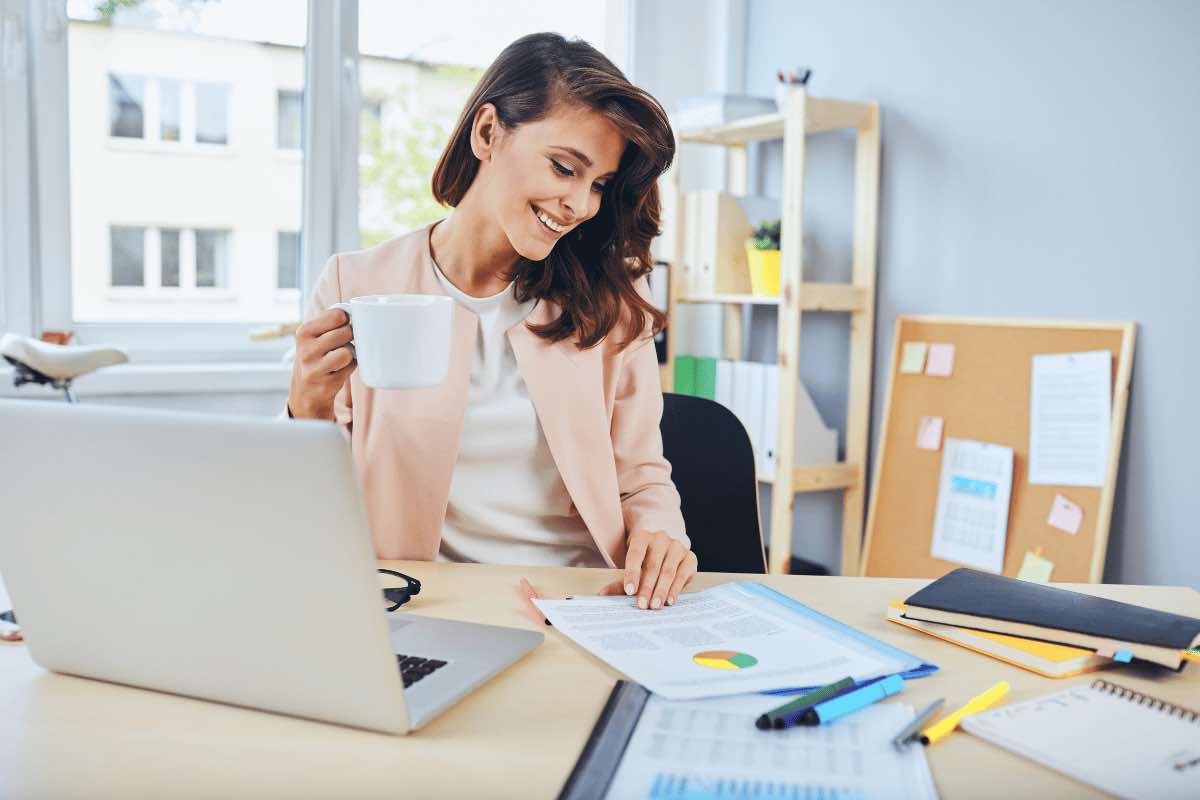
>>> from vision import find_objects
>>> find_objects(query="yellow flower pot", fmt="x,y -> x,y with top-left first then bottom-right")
746,247 -> 781,296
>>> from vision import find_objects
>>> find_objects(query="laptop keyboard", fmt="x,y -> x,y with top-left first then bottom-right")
395,654 -> 449,688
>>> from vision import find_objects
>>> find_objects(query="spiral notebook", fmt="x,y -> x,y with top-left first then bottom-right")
962,680 -> 1200,799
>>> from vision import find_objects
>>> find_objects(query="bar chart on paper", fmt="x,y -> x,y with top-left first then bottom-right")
648,773 -> 864,799
604,694 -> 939,800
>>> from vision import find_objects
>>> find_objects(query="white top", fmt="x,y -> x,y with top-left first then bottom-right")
430,260 -> 605,567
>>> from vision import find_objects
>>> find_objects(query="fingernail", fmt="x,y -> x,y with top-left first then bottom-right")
638,597 -> 648,609
652,597 -> 662,609
668,595 -> 675,605
625,583 -> 635,595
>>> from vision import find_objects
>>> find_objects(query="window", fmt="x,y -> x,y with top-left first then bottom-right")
67,2 -> 308,326
110,226 -> 146,286
159,79 -> 182,143
194,82 -> 229,146
160,228 -> 181,287
277,90 -> 303,150
109,74 -> 145,139
107,226 -> 230,293
195,229 -> 229,288
8,1 -> 623,362
277,231 -> 301,290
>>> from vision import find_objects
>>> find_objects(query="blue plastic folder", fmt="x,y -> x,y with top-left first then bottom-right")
734,583 -> 938,695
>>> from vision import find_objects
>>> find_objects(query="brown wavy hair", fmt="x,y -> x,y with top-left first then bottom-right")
431,32 -> 674,352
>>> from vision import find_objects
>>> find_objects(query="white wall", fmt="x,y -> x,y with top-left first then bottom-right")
639,0 -> 1200,586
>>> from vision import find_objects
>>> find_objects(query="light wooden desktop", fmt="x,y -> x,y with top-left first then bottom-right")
1,562 -> 1197,799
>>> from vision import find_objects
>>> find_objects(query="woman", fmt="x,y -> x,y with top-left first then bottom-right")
287,33 -> 696,610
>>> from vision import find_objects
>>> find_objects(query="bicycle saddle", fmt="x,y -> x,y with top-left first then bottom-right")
0,332 -> 128,381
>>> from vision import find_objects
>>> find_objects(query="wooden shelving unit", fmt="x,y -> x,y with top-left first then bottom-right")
661,90 -> 881,575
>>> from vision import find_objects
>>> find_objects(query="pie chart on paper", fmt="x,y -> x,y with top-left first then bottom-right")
692,650 -> 758,670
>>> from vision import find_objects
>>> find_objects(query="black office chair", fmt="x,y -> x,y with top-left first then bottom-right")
659,392 -> 832,576
659,393 -> 766,573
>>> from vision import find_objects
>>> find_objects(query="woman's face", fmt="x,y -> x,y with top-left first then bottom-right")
478,101 -> 625,262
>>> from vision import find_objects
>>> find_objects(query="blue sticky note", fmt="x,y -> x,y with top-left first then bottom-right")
1113,650 -> 1133,663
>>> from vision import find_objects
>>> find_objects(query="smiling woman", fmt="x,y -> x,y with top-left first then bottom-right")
288,32 -> 698,613
430,32 -> 676,350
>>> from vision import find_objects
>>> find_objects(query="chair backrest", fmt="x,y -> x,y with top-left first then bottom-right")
659,393 -> 766,573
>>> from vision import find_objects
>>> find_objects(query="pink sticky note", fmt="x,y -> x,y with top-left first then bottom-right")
1048,493 -> 1084,534
925,343 -> 956,376
916,416 -> 944,451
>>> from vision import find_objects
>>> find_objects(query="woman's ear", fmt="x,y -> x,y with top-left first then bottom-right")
470,103 -> 501,161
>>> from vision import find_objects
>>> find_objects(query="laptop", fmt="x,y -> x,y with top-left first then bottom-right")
0,399 -> 543,734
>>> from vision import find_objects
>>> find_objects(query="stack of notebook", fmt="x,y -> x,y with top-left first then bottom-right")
888,568 -> 1200,677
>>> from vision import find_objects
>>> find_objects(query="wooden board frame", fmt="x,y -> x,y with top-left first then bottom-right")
859,315 -> 1136,583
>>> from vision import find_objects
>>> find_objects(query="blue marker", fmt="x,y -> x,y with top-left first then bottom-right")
800,674 -> 905,725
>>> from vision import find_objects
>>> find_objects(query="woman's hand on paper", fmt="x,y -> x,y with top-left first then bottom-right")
287,308 -> 357,420
598,530 -> 697,610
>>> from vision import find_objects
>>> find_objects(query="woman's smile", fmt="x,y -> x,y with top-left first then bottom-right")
531,203 -> 568,238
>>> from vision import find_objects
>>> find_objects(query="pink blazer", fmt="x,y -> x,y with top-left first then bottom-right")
303,221 -> 688,567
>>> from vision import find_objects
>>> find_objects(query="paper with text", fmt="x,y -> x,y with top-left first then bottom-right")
534,584 -> 909,700
1029,351 -> 1111,487
605,695 -> 939,800
930,438 -> 1014,573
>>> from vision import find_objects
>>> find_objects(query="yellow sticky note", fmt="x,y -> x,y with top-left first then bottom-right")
900,342 -> 928,374
1016,551 -> 1055,583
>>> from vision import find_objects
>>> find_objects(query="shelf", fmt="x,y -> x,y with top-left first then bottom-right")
679,283 -> 868,313
677,97 -> 874,146
758,462 -> 861,492
679,293 -> 780,306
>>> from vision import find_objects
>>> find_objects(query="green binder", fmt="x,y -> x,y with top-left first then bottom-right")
673,355 -> 696,396
694,357 -> 717,400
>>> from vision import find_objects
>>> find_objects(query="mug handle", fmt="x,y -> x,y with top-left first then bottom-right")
329,302 -> 356,360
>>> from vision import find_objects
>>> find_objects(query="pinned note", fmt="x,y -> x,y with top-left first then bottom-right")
1016,549 -> 1055,583
1113,650 -> 1133,663
1047,494 -> 1083,534
900,342 -> 928,374
916,416 -> 944,451
925,343 -> 956,377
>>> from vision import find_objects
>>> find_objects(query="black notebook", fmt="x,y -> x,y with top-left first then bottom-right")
903,568 -> 1200,668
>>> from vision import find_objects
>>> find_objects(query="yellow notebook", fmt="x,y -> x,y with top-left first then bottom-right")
886,602 -> 1111,678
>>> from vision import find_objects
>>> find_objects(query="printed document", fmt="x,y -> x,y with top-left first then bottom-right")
1029,351 -> 1111,487
929,438 -> 1014,573
534,583 -> 910,700
605,694 -> 939,800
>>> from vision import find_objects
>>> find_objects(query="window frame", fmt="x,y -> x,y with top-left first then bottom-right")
2,0 -> 356,363
3,0 -> 630,366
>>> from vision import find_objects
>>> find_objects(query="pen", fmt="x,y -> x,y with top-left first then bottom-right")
920,681 -> 1009,746
891,698 -> 945,749
755,676 -> 855,730
801,674 -> 905,726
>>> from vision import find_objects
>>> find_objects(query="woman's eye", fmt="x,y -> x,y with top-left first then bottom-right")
551,159 -> 573,177
592,182 -> 606,194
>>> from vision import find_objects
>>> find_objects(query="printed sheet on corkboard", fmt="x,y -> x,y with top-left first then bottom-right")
860,316 -> 1136,583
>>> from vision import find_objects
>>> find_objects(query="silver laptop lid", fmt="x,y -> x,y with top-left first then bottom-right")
0,400 -> 410,734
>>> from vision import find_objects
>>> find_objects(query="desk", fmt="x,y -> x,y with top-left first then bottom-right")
1,563 -> 1197,798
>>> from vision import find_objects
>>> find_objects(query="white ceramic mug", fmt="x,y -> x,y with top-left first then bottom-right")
329,294 -> 454,390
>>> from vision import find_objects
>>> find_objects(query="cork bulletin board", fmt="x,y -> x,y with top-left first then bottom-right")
860,316 -> 1136,582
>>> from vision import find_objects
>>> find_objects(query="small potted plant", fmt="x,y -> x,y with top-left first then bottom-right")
746,219 -> 781,296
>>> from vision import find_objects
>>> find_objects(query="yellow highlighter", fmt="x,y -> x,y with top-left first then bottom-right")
920,681 -> 1009,746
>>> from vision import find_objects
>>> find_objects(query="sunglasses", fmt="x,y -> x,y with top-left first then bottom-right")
379,568 -> 422,612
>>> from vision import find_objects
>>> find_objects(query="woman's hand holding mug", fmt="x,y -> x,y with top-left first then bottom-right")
287,307 -> 357,420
